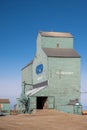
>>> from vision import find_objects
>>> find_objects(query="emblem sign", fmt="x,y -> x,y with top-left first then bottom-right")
36,64 -> 43,74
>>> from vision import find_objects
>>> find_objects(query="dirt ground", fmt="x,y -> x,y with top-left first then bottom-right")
0,109 -> 87,130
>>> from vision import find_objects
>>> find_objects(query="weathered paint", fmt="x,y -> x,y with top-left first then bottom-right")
0,103 -> 10,115
41,36 -> 73,48
18,32 -> 81,114
22,63 -> 33,92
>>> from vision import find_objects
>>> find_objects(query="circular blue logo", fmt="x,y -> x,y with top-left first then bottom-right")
36,64 -> 43,74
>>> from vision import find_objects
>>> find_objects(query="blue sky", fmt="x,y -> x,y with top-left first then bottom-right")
0,0 -> 87,108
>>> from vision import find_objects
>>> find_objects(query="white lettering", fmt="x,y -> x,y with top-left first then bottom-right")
56,71 -> 74,75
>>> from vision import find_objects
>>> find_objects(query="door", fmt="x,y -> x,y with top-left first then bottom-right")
37,97 -> 48,109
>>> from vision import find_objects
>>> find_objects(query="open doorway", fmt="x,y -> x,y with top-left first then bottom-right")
36,97 -> 48,109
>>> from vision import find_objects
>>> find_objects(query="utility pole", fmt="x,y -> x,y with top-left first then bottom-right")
23,81 -> 34,94
21,81 -> 34,113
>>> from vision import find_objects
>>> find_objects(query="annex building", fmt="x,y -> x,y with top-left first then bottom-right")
18,31 -> 81,114
0,99 -> 10,115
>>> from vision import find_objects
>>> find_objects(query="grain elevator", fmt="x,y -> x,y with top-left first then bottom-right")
18,31 -> 81,114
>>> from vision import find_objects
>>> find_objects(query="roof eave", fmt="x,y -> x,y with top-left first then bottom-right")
39,31 -> 73,38
47,56 -> 81,58
21,60 -> 33,70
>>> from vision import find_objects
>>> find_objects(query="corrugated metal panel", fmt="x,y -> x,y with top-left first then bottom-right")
40,31 -> 73,38
43,48 -> 80,58
33,80 -> 48,88
26,86 -> 47,96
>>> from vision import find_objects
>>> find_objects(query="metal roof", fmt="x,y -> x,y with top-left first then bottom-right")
39,31 -> 73,38
26,80 -> 48,96
33,80 -> 48,89
0,99 -> 10,103
43,48 -> 80,58
26,86 -> 47,96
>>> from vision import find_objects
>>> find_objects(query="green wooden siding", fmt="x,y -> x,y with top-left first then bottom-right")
19,32 -> 81,114
32,49 -> 48,84
0,103 -> 10,115
41,37 -> 73,48
22,64 -> 33,93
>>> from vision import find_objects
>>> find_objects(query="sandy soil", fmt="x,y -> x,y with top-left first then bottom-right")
0,109 -> 87,130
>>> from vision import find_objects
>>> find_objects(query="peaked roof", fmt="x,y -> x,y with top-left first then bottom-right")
39,31 -> 73,38
0,99 -> 10,103
43,48 -> 80,58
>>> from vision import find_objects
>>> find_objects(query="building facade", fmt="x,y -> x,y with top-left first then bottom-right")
0,99 -> 10,115
18,31 -> 81,114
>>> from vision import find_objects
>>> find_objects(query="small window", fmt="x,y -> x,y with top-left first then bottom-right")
57,43 -> 59,48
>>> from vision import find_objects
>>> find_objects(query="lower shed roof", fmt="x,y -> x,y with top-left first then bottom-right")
43,48 -> 80,58
0,99 -> 10,103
